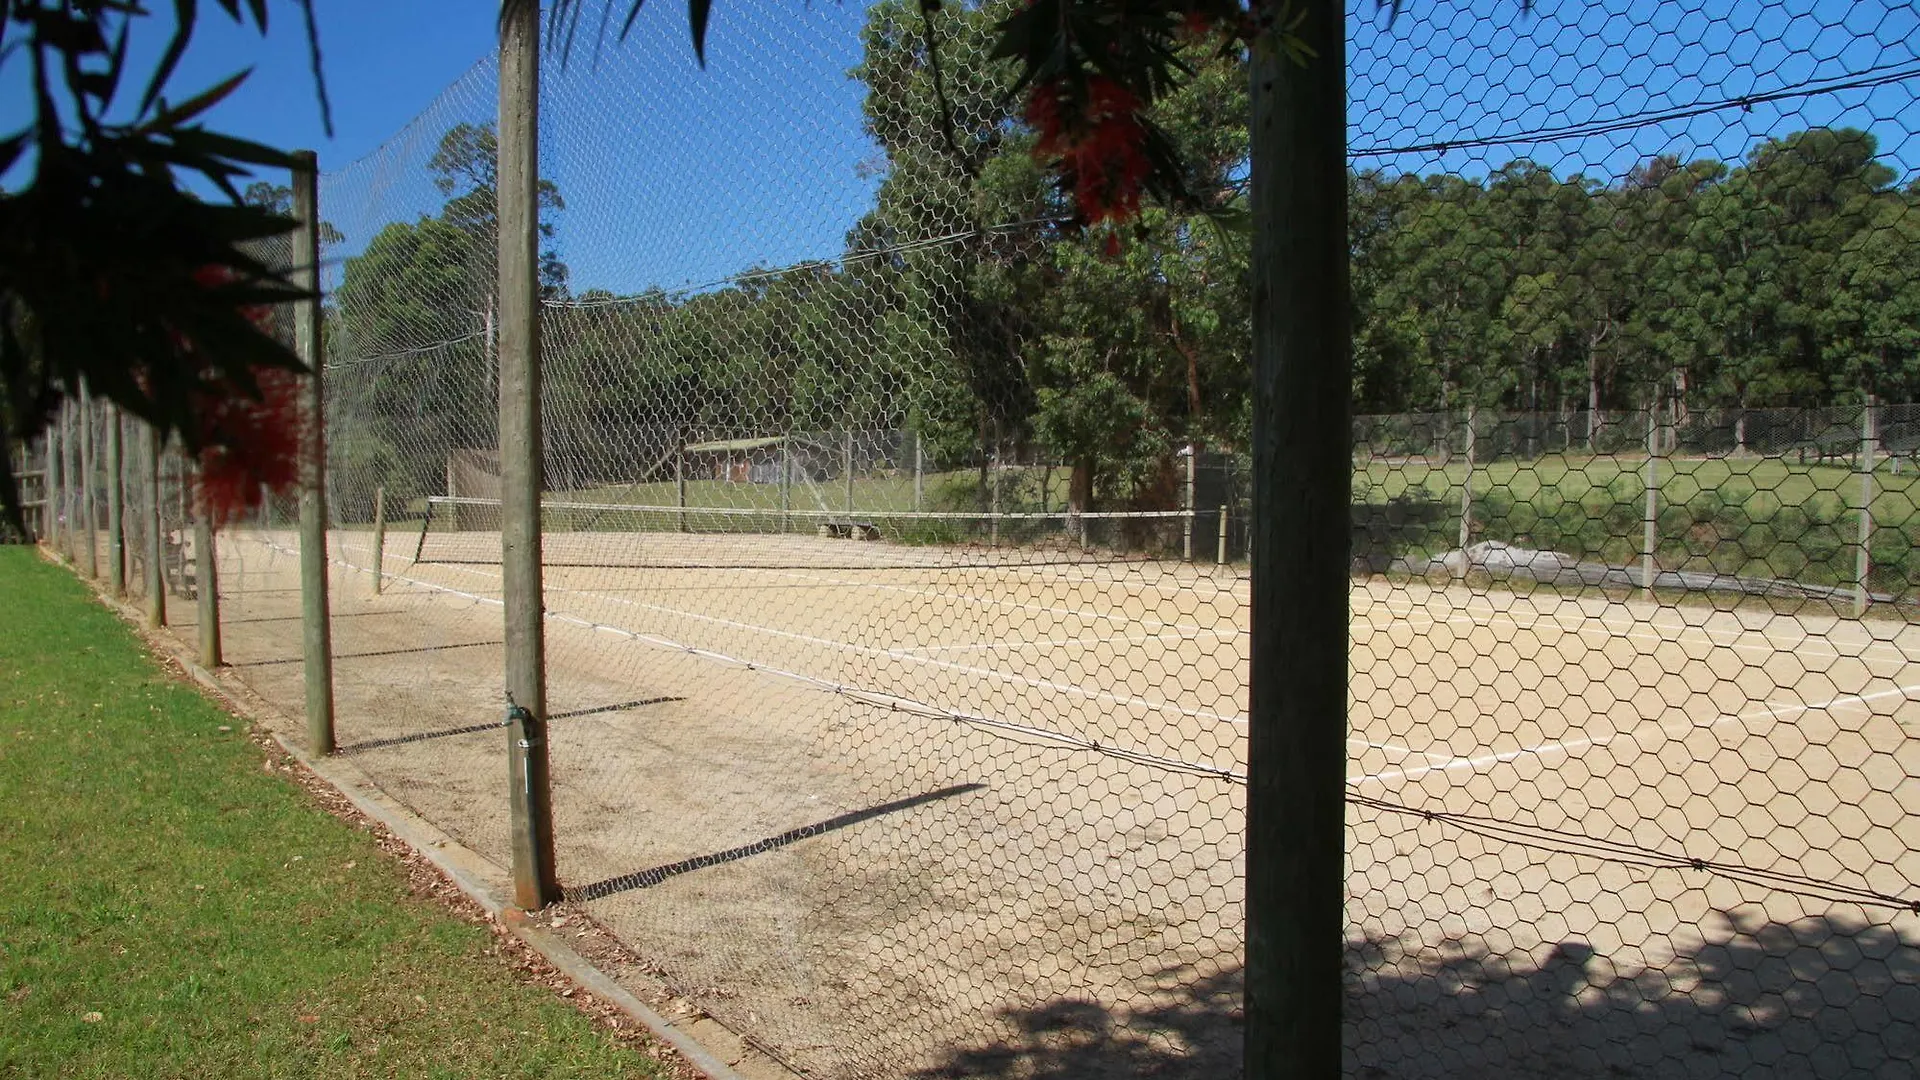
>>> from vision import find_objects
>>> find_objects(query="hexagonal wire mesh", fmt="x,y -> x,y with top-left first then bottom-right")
165,0 -> 1920,1076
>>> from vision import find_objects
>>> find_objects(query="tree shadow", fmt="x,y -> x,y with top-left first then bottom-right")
1351,490 -> 1451,573
914,910 -> 1919,1078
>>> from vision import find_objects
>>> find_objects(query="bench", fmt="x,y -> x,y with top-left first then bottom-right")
818,519 -> 880,541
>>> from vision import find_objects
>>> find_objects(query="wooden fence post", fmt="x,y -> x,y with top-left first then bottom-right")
1244,2 -> 1349,1074
498,0 -> 560,911
292,149 -> 336,755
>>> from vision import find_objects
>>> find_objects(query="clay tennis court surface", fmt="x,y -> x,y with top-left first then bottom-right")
166,525 -> 1918,1078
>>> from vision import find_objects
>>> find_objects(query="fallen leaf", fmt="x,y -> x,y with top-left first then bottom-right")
82,1011 -> 103,1023
6,985 -> 29,1003
297,1014 -> 319,1024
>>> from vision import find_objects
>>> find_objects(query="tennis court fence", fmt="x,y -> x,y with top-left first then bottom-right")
19,0 -> 1920,1077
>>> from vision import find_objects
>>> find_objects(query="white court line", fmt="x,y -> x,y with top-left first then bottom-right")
896,627 -> 1242,656
753,563 -> 1247,640
1358,591 -> 1920,666
326,538 -> 1442,763
339,539 -> 1252,728
1349,681 -> 1920,787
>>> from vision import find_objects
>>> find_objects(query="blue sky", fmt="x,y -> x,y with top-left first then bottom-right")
5,0 -> 1916,301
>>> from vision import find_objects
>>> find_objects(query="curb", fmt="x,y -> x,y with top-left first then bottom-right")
67,555 -> 775,1080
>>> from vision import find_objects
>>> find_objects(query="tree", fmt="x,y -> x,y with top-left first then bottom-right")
0,0 -> 328,529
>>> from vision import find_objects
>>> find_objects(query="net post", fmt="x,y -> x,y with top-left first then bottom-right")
676,437 -> 688,533
292,149 -> 336,756
780,441 -> 792,533
498,0 -> 560,912
79,383 -> 99,577
844,430 -> 855,516
1184,442 -> 1196,562
1245,1 -> 1349,1072
913,432 -> 924,512
142,423 -> 167,628
1856,392 -> 1876,617
1643,394 -> 1660,602
989,422 -> 1001,546
1456,402 -> 1474,576
105,405 -> 124,599
1218,504 -> 1229,566
194,480 -> 222,668
371,485 -> 387,595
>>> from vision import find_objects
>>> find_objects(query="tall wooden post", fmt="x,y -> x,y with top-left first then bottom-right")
1856,394 -> 1877,617
1457,402 -> 1475,569
61,398 -> 78,562
79,384 -> 99,577
675,438 -> 688,533
292,150 -> 336,755
371,485 -> 387,594
780,441 -> 792,533
143,424 -> 167,627
105,406 -> 125,598
194,483 -> 222,667
1643,397 -> 1660,602
499,0 -> 559,912
1245,3 -> 1348,1075
843,429 -> 855,515
45,408 -> 63,556
1183,443 -> 1197,561
989,423 -> 1002,546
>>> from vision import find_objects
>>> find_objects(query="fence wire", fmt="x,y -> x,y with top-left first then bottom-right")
33,0 -> 1911,1077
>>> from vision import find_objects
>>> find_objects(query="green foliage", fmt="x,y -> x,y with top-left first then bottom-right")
0,0 -> 326,533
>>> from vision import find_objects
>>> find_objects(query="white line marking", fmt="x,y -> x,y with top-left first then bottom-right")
336,538 -> 1250,728
1357,592 -> 1920,665
895,628 -> 1242,656
1349,682 -> 1920,787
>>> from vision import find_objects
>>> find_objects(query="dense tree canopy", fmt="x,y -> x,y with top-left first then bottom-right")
333,3 -> 1916,516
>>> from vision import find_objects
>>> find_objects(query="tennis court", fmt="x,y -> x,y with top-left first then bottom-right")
199,520 -> 1920,1077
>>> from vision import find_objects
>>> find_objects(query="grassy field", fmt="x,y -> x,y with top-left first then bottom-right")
1361,453 -> 1920,523
0,547 -> 664,1080
1358,452 -> 1920,592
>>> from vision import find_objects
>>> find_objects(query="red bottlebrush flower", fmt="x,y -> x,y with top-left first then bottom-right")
1026,76 -> 1153,226
187,264 -> 305,527
194,365 -> 305,527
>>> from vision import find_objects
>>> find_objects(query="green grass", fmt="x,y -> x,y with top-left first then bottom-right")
0,547 -> 662,1080
1355,452 -> 1920,591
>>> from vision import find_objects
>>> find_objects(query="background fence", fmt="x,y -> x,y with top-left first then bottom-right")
21,0 -> 1920,1077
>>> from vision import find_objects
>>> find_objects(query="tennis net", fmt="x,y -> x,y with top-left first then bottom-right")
411,496 -> 1210,570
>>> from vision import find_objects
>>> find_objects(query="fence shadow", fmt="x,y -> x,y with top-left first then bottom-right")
1351,490 -> 1452,573
913,909 -> 1919,1079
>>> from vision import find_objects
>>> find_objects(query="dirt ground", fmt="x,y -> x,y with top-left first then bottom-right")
145,523 -> 1920,1079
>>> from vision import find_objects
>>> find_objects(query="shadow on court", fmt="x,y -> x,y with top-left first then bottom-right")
336,695 -> 684,755
912,911 -> 1919,1079
565,782 -> 988,903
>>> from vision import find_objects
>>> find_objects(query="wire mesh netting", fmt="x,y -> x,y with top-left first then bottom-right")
27,0 -> 1913,1077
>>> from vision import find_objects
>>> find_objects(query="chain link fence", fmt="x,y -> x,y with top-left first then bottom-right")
23,0 -> 1920,1076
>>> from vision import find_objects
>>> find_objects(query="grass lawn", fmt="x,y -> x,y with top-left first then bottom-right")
1360,453 -> 1920,525
1355,452 -> 1920,591
0,547 -> 665,1080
